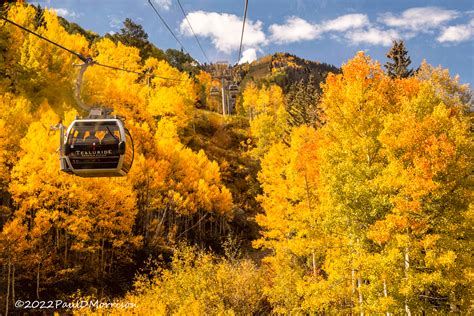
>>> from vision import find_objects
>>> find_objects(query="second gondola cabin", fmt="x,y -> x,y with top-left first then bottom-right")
59,109 -> 134,177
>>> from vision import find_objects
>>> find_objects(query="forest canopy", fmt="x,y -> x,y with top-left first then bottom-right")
0,3 -> 473,315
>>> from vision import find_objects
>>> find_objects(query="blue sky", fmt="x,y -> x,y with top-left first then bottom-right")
28,0 -> 474,85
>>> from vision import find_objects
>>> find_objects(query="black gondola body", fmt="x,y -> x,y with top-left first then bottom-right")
59,109 -> 134,177
228,84 -> 239,95
229,84 -> 239,93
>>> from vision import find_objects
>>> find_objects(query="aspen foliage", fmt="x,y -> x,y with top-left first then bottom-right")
1,3 -> 473,314
0,3 -> 232,305
242,83 -> 289,157
86,245 -> 267,315
255,52 -> 473,313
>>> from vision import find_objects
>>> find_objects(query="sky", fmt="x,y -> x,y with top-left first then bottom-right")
28,0 -> 474,86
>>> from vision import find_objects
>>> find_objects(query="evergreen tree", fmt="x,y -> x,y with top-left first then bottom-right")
165,48 -> 200,74
384,40 -> 413,78
32,4 -> 45,28
285,76 -> 322,128
112,18 -> 166,61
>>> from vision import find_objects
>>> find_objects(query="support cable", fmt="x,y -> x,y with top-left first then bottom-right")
0,15 -> 183,81
237,0 -> 249,64
148,0 -> 189,54
176,0 -> 210,64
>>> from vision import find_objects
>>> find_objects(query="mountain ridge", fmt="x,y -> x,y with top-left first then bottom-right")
234,52 -> 340,92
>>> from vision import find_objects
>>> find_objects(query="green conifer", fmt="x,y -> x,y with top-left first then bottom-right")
384,40 -> 414,78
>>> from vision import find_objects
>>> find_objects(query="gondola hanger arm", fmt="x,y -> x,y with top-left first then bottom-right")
73,57 -> 96,113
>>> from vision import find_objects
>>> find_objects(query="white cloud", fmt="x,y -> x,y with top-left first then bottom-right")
238,48 -> 257,64
180,11 -> 267,53
181,7 -> 470,53
51,8 -> 78,18
322,13 -> 369,32
153,0 -> 172,11
437,19 -> 474,43
345,28 -> 400,46
269,14 -> 369,44
269,17 -> 321,44
379,7 -> 458,32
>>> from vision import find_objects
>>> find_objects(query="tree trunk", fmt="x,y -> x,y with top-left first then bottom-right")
6,256 -> 11,316
100,238 -> 105,274
12,264 -> 15,305
357,275 -> 364,316
312,251 -> 317,276
36,262 -> 40,299
356,238 -> 364,316
56,226 -> 60,250
404,247 -> 411,316
383,278 -> 390,316
351,268 -> 356,297
109,251 -> 114,274
64,232 -> 68,266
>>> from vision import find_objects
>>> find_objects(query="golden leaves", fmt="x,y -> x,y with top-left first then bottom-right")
256,51 -> 473,313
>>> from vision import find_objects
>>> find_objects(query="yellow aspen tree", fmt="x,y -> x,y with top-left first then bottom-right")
128,116 -> 233,250
315,52 -> 395,314
254,126 -> 328,313
8,106 -> 140,296
0,93 -> 32,196
195,70 -> 212,109
241,83 -> 289,157
369,70 -> 472,313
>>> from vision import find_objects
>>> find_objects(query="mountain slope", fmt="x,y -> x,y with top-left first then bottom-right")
235,52 -> 340,92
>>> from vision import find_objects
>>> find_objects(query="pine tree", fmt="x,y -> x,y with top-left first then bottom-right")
384,40 -> 413,78
112,18 -> 166,61
285,76 -> 321,128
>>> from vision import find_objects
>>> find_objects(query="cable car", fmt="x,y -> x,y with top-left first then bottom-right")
58,108 -> 134,177
210,86 -> 220,96
228,84 -> 239,95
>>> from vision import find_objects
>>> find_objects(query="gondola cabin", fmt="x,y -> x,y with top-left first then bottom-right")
210,86 -> 220,96
59,110 -> 133,177
228,84 -> 239,95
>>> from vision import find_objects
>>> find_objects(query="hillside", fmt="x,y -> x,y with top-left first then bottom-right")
181,110 -> 262,252
234,52 -> 340,92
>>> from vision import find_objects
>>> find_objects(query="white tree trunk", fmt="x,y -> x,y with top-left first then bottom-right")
383,278 -> 390,316
404,247 -> 411,316
312,251 -> 317,276
352,268 -> 356,296
357,276 -> 364,316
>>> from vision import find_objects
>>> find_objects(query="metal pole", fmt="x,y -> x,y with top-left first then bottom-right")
59,124 -> 64,156
221,77 -> 226,116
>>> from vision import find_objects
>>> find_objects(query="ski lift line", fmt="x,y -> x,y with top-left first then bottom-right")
0,15 -> 88,62
94,62 -> 184,81
147,0 -> 189,55
237,0 -> 249,64
0,15 -> 184,82
176,0 -> 211,64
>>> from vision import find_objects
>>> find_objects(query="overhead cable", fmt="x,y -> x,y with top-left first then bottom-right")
176,0 -> 210,64
147,0 -> 189,54
0,15 -> 183,81
237,0 -> 249,64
